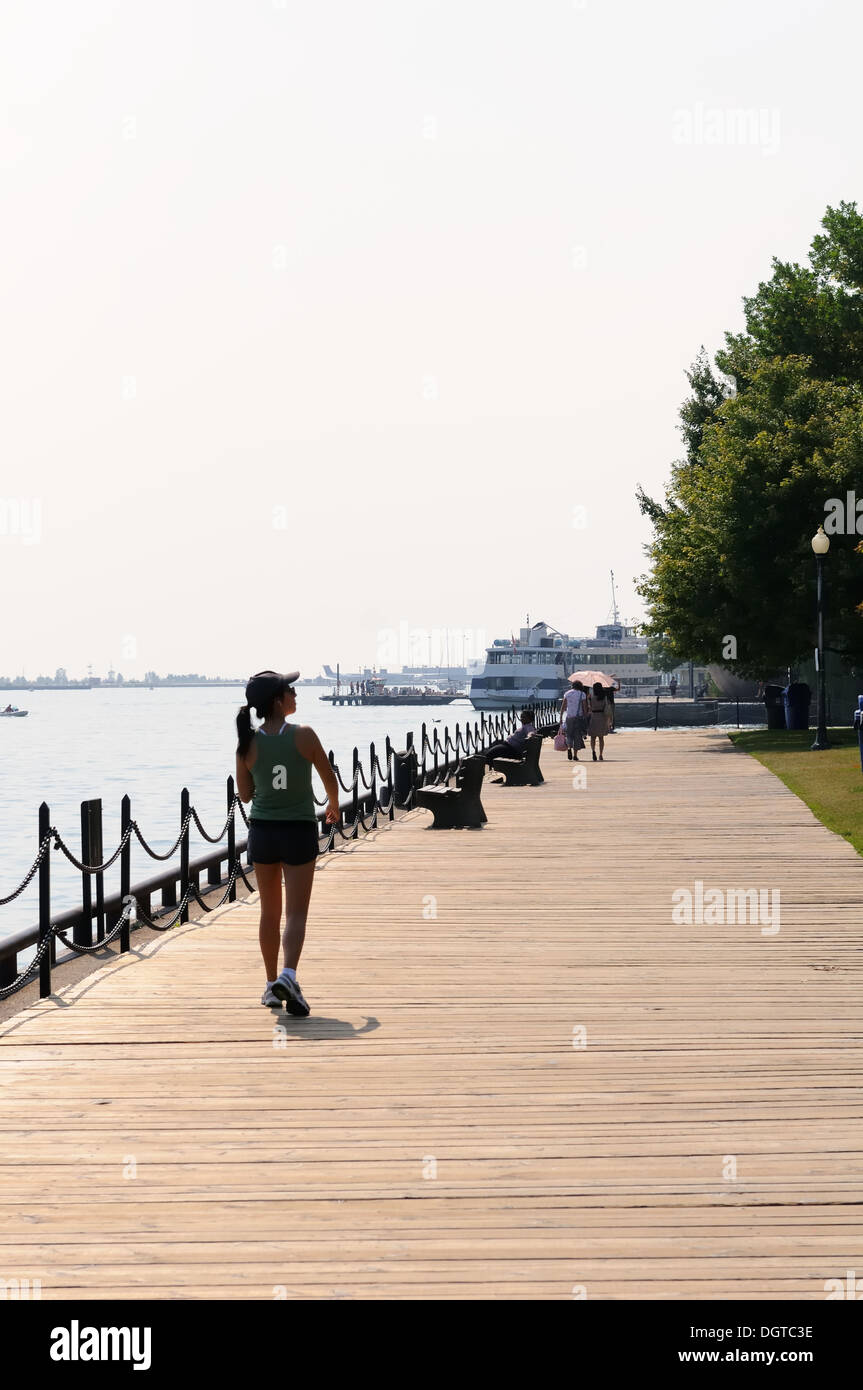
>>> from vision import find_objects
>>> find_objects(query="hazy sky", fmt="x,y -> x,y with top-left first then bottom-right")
1,0 -> 859,678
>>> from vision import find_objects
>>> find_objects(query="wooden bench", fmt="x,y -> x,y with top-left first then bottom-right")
415,755 -> 487,829
490,733 -> 544,787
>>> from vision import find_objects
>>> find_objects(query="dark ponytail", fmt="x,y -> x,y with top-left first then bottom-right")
236,704 -> 254,757
236,669 -> 288,758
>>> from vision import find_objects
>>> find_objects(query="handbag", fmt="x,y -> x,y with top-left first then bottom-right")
553,722 -> 568,752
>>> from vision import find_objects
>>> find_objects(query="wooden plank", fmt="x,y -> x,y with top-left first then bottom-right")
1,729 -> 862,1299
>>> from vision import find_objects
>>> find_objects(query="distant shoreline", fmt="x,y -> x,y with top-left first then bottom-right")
0,681 -> 325,691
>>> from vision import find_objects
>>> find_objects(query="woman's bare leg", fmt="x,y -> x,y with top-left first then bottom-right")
598,734 -> 605,759
281,860 -> 316,970
255,862 -> 283,980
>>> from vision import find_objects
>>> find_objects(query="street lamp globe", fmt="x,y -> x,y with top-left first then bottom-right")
810,525 -> 830,750
811,526 -> 830,555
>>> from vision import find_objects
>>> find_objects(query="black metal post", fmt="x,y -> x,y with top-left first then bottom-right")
812,552 -> 830,749
120,794 -> 131,950
179,788 -> 190,922
385,736 -> 394,820
92,799 -> 105,942
406,731 -> 416,805
227,775 -> 237,902
0,949 -> 15,989
325,750 -> 337,840
351,748 -> 359,838
79,800 -> 97,946
38,801 -> 51,998
654,695 -> 660,731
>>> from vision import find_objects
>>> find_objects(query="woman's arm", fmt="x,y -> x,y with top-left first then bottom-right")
295,726 -> 341,824
235,752 -> 254,804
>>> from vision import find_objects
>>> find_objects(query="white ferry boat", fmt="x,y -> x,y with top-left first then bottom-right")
468,617 -> 703,712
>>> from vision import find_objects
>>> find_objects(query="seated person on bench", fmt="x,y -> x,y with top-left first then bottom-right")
484,708 -> 537,766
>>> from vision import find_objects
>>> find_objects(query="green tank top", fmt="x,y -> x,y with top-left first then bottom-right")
250,724 -> 317,822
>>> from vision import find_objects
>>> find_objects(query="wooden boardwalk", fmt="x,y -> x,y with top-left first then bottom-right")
1,730 -> 862,1300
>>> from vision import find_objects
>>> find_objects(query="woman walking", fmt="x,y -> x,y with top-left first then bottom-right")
559,681 -> 586,760
605,675 -> 621,732
235,670 -> 341,1015
588,681 -> 610,761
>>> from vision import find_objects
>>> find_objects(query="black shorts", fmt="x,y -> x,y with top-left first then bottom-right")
247,819 -> 320,866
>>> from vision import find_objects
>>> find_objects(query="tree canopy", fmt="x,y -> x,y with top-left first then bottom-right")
637,202 -> 863,677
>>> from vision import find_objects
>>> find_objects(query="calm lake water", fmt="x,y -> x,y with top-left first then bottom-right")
0,686 -> 481,943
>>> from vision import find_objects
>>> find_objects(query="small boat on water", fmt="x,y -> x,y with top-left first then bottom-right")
321,678 -> 465,707
0,706 -> 28,717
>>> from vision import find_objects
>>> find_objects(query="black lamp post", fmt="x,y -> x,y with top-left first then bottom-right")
811,525 -> 830,750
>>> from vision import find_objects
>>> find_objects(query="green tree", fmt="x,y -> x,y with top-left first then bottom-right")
678,347 -> 730,465
639,356 -> 863,674
717,201 -> 863,390
638,203 -> 863,676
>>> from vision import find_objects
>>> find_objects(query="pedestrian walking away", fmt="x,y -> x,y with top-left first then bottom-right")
559,682 -> 586,759
572,680 -> 590,742
605,675 -> 621,732
235,669 -> 341,1016
588,682 -> 610,761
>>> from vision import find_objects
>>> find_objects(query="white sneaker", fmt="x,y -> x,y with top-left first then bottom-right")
272,974 -> 310,1017
261,985 -> 281,1007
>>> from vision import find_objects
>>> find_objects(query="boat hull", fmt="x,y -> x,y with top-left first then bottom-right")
470,691 -> 564,711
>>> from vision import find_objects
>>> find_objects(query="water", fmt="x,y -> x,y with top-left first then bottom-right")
0,687 -> 481,944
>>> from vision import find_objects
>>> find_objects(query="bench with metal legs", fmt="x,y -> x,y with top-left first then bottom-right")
489,733 -> 544,786
415,755 -> 487,828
